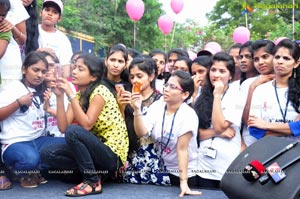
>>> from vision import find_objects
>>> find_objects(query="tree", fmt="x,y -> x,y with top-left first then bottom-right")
206,0 -> 300,43
54,0 -> 167,54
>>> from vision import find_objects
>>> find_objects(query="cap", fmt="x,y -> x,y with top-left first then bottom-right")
43,0 -> 63,14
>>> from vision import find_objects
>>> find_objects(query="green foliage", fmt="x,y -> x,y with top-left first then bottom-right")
51,0 -> 166,55
37,0 -> 300,55
203,0 -> 300,50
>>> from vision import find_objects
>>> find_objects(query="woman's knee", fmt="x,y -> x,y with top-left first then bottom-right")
4,148 -> 40,171
65,125 -> 86,142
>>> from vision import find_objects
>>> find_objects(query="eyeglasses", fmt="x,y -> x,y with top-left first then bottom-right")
238,54 -> 252,60
163,83 -> 183,91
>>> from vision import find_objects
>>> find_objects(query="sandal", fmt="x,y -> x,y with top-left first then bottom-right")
65,180 -> 102,197
0,175 -> 12,190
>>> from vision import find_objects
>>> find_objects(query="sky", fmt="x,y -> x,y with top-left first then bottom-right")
160,0 -> 219,26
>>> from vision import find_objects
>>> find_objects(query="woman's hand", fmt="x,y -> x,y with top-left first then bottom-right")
117,90 -> 131,108
54,78 -> 72,97
0,19 -> 13,32
130,92 -> 142,111
18,93 -> 34,106
219,127 -> 236,139
248,115 -> 269,130
213,80 -> 225,98
43,88 -> 52,112
192,75 -> 202,91
251,74 -> 274,88
117,90 -> 131,117
179,180 -> 202,197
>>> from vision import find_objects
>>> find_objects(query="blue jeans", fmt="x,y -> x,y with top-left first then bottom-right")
41,125 -> 120,183
2,136 -> 66,175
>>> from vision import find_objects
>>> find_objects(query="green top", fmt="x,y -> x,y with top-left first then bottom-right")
0,31 -> 11,42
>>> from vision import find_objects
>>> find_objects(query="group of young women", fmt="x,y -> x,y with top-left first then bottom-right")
0,39 -> 299,197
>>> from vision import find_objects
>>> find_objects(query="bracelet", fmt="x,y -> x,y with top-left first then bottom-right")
133,111 -> 143,117
16,99 -> 22,107
15,31 -> 22,40
68,94 -> 76,102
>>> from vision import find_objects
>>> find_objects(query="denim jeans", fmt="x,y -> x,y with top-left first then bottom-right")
41,125 -> 120,183
2,136 -> 66,175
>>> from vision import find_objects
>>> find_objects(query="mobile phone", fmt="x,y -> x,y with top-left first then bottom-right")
132,81 -> 142,94
54,64 -> 62,78
115,84 -> 125,96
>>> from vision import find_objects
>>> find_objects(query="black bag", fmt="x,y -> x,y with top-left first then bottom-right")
221,136 -> 300,199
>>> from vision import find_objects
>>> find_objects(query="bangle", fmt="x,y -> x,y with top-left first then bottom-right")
68,94 -> 76,102
133,111 -> 143,117
16,99 -> 22,107
15,31 -> 22,40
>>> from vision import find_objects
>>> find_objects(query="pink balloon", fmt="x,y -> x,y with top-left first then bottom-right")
232,26 -> 250,44
170,0 -> 184,14
205,42 -> 221,53
187,50 -> 197,61
274,37 -> 288,45
197,42 -> 222,56
158,15 -> 173,35
126,0 -> 145,22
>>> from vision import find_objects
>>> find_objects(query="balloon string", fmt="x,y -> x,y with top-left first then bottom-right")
170,20 -> 177,48
134,22 -> 136,48
164,35 -> 167,52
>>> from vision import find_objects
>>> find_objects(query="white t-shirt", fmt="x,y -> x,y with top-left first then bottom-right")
0,0 -> 29,85
239,76 -> 258,146
143,98 -> 198,177
0,81 -> 45,151
155,79 -> 164,94
38,25 -> 73,65
249,81 -> 300,144
197,83 -> 242,181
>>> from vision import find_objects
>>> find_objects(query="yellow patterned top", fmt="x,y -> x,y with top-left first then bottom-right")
87,84 -> 129,164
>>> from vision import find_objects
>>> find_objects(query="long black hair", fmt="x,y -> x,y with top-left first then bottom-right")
24,0 -> 39,55
194,52 -> 235,129
77,53 -> 104,113
273,39 -> 300,113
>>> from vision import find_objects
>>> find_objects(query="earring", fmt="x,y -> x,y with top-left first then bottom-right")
293,68 -> 296,79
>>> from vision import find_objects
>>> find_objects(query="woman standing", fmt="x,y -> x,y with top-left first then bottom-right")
248,39 -> 300,141
240,40 -> 275,147
131,70 -> 201,197
42,53 -> 128,196
194,52 -> 242,188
